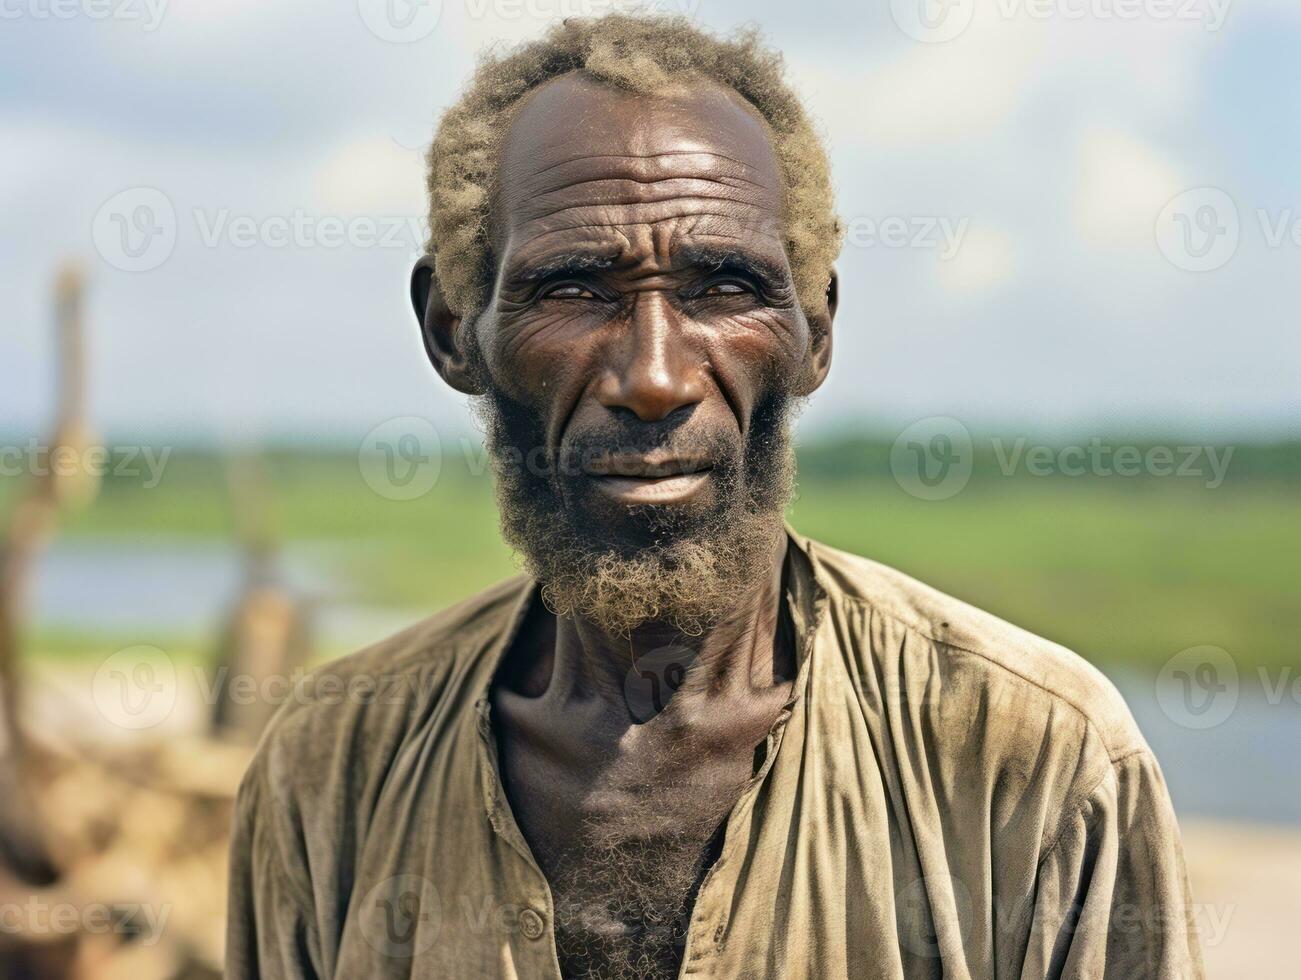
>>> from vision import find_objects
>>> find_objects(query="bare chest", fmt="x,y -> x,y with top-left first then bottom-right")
497,728 -> 759,980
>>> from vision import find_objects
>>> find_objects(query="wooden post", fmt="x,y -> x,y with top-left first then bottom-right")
0,263 -> 99,886
209,453 -> 312,741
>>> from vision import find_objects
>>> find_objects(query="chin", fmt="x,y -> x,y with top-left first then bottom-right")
564,481 -> 726,554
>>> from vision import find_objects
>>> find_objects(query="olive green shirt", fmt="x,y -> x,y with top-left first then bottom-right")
227,530 -> 1203,979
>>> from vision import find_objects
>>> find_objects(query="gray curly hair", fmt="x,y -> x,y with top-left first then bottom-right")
424,13 -> 843,329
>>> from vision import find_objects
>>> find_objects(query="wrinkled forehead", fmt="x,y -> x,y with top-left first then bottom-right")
492,73 -> 786,268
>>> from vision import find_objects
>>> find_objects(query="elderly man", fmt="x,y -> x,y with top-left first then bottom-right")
227,15 -> 1202,980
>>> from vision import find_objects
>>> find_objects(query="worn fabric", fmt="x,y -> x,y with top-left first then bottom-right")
226,529 -> 1203,979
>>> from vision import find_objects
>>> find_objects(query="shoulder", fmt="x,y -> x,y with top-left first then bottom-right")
235,574 -> 529,823
261,574 -> 525,745
801,535 -> 1150,774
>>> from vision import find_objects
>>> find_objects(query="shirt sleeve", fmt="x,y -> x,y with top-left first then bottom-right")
226,762 -> 323,980
1020,750 -> 1204,980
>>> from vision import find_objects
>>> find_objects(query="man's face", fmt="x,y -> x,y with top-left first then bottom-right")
427,73 -> 833,632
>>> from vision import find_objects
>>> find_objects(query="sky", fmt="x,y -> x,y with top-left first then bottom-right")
1,0 -> 1299,446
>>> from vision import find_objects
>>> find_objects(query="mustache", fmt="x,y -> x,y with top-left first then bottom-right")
560,417 -> 737,474
476,384 -> 798,508
478,389 -> 740,483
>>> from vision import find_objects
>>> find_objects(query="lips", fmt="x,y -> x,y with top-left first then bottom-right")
584,454 -> 713,479
584,454 -> 714,504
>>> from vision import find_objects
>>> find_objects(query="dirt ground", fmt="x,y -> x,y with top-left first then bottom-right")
1180,818 -> 1301,979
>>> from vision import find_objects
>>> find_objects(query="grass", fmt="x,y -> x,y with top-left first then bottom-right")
9,443 -> 1299,671
789,478 -> 1298,670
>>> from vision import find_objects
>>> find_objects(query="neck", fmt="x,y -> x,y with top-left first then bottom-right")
514,529 -> 793,714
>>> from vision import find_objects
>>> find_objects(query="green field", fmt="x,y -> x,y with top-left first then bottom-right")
11,439 -> 1300,671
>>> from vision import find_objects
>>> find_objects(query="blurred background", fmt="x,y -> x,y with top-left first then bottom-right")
1,0 -> 1298,976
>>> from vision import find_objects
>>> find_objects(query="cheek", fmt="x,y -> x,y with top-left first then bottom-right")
705,311 -> 810,406
488,309 -> 597,396
485,309 -> 610,440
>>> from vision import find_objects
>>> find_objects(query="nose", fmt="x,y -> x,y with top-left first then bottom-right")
594,293 -> 705,422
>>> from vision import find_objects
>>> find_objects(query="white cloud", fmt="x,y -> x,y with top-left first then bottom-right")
1072,127 -> 1184,246
0,119 -> 74,209
313,136 -> 427,216
796,22 -> 1044,150
935,224 -> 1016,293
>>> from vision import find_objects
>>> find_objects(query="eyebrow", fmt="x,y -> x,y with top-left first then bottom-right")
672,245 -> 788,290
501,244 -> 790,291
503,251 -> 620,286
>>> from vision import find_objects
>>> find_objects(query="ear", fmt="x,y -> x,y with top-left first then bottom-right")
410,254 -> 482,395
797,267 -> 837,395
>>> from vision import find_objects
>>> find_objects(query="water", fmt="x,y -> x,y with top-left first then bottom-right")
1110,669 -> 1301,826
30,539 -> 336,629
28,539 -> 423,649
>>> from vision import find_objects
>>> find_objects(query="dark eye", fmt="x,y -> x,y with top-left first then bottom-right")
540,282 -> 597,300
702,280 -> 753,297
